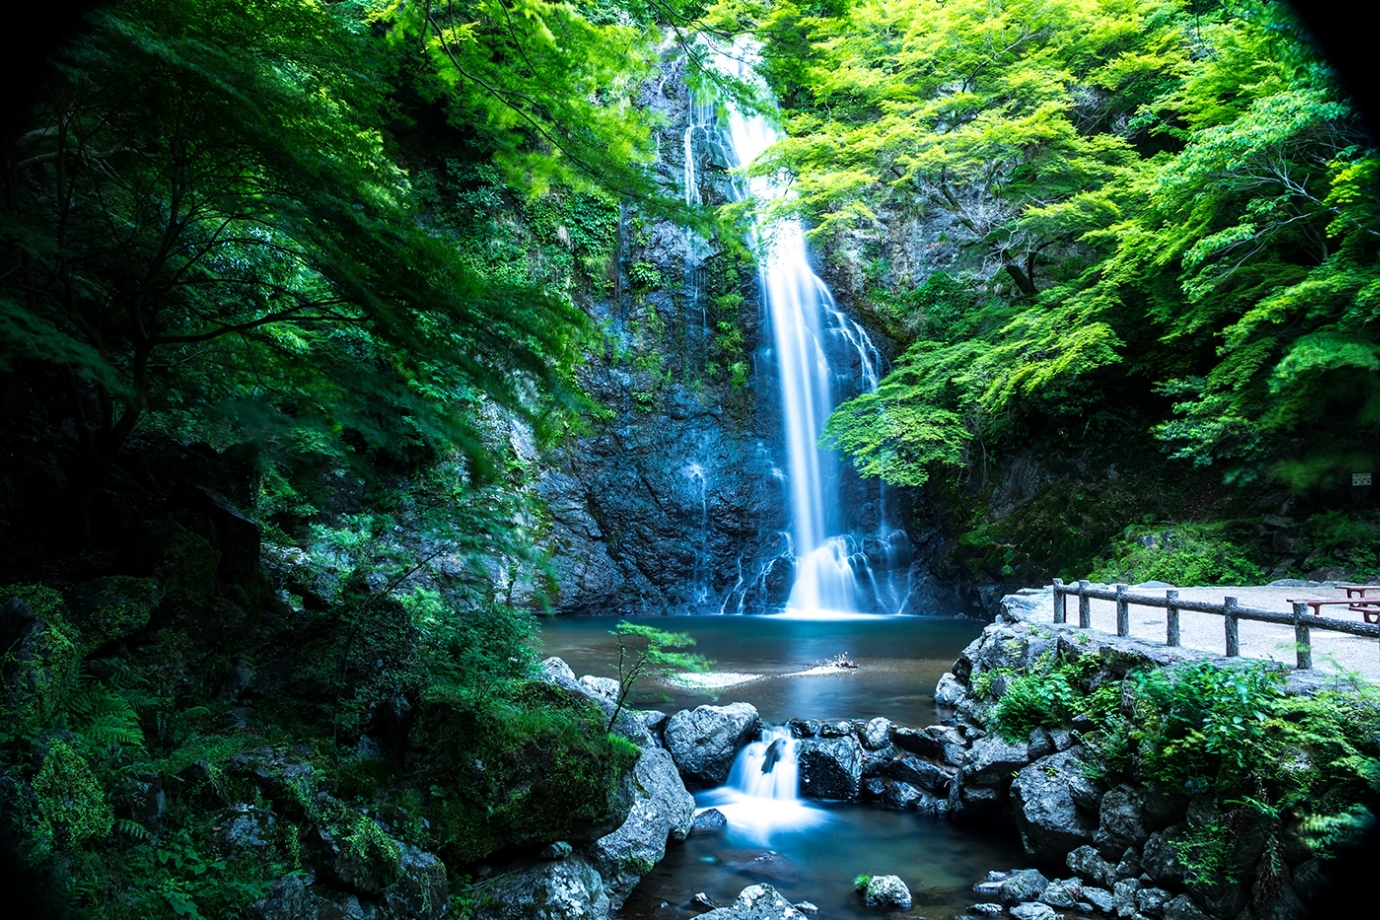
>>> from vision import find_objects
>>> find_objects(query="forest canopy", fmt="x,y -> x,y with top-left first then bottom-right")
704,0 -> 1380,499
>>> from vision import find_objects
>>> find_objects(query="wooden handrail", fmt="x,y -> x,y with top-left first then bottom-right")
1049,578 -> 1380,668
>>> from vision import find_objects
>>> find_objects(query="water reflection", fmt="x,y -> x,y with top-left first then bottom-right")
536,614 -> 981,727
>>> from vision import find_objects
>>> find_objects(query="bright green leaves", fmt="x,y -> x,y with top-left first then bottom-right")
378,0 -> 663,199
744,0 -> 1379,495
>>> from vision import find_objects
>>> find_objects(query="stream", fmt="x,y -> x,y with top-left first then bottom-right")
537,616 -> 1027,920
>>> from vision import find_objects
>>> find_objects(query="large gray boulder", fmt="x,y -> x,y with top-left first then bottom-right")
1010,750 -> 1098,862
1095,785 -> 1150,856
665,703 -> 760,788
697,884 -> 806,920
478,858 -> 610,920
998,869 -> 1050,905
588,748 -> 695,909
889,755 -> 953,797
797,735 -> 863,800
1067,845 -> 1116,889
963,734 -> 1030,784
864,875 -> 913,910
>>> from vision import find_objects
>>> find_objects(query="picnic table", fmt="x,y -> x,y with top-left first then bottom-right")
1288,588 -> 1380,625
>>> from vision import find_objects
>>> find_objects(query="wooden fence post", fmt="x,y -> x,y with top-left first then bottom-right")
1224,596 -> 1240,657
1053,578 -> 1065,623
1078,580 -> 1091,628
1166,589 -> 1180,647
1115,584 -> 1129,637
1292,601 -> 1312,670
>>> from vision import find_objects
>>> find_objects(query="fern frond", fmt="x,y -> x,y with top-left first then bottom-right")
66,675 -> 145,749
116,818 -> 151,840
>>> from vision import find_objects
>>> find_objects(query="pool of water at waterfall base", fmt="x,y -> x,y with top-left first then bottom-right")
535,614 -> 981,726
537,615 -> 1030,919
619,797 -> 1027,920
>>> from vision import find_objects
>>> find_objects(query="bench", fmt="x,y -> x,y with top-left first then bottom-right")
1288,597 -> 1380,625
1339,584 -> 1380,599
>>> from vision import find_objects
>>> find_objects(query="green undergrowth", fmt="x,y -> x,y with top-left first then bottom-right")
0,550 -> 637,918
976,648 -> 1380,881
1091,523 -> 1269,586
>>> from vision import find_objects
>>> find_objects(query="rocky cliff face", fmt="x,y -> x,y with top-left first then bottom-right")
527,51 -> 964,616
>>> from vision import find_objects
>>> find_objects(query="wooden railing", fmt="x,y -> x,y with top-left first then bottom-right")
1050,578 -> 1380,669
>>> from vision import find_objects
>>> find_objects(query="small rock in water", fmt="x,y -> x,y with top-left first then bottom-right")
969,903 -> 1004,916
987,871 -> 1011,882
690,892 -> 719,911
691,808 -> 728,835
1011,903 -> 1058,920
794,902 -> 819,914
974,882 -> 1004,897
864,875 -> 913,911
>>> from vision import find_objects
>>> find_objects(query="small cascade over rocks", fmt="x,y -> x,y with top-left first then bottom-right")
696,725 -> 827,844
726,725 -> 801,801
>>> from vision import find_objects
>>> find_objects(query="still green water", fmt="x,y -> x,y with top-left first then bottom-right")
535,614 -> 982,726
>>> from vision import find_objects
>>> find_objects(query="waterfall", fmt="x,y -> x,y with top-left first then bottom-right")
712,43 -> 889,614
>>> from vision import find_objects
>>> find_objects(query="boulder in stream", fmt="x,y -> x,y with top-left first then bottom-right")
691,808 -> 728,835
889,754 -> 953,797
796,735 -> 863,800
588,747 -> 694,910
697,884 -> 807,920
864,875 -> 913,911
665,703 -> 760,788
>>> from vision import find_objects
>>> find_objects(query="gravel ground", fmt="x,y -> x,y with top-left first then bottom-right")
1024,583 -> 1380,681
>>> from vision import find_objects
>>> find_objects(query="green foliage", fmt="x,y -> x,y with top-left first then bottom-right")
607,622 -> 710,729
986,652 -> 1097,741
1092,524 -> 1266,586
33,741 -> 114,851
735,0 -> 1378,505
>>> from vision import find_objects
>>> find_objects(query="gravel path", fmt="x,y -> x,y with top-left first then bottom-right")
1031,583 -> 1380,681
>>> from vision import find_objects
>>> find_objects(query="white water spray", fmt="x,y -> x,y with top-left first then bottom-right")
699,725 -> 824,843
713,43 -> 886,614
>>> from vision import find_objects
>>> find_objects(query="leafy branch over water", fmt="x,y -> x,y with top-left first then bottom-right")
607,621 -> 710,731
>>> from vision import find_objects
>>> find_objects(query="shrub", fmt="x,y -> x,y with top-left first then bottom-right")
1091,524 -> 1264,586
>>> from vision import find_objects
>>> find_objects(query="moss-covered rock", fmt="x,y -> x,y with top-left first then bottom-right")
33,740 -> 113,850
408,681 -> 639,865
0,590 -> 79,731
155,530 -> 221,605
66,576 -> 162,653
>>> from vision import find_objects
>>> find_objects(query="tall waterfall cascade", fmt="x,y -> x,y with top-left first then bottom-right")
700,42 -> 907,615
